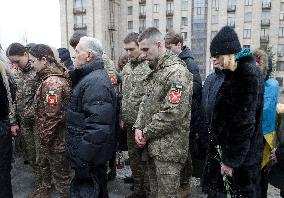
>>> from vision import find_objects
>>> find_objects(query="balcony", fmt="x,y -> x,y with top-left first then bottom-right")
74,23 -> 87,30
73,7 -> 86,14
108,23 -> 116,31
227,5 -> 236,12
139,12 -> 146,18
261,19 -> 270,26
166,10 -> 174,16
260,35 -> 269,43
139,0 -> 146,4
139,27 -> 146,33
262,2 -> 271,9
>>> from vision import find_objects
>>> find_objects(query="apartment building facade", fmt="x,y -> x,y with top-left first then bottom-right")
59,0 -> 284,86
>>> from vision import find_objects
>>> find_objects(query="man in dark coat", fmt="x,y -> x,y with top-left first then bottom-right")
65,36 -> 117,198
165,31 -> 202,197
202,26 -> 264,198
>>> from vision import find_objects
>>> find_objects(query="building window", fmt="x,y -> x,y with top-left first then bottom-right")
128,6 -> 133,15
212,0 -> 219,10
167,1 -> 174,12
281,2 -> 284,11
74,0 -> 84,8
281,12 -> 284,20
140,4 -> 146,15
181,0 -> 188,11
261,28 -> 269,39
153,19 -> 159,28
211,31 -> 217,39
277,61 -> 284,71
128,21 -> 133,29
228,0 -> 236,7
227,14 -> 235,27
243,45 -> 251,49
196,7 -> 202,15
278,45 -> 284,54
153,4 -> 159,12
262,11 -> 270,20
166,17 -> 173,31
244,12 -> 252,22
243,29 -> 251,39
139,19 -> 146,33
279,27 -> 284,37
244,0 -> 252,6
211,15 -> 218,24
74,14 -> 86,29
181,17 -> 188,26
181,32 -> 188,40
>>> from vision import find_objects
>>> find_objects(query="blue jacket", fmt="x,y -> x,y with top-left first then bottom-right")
65,58 -> 117,168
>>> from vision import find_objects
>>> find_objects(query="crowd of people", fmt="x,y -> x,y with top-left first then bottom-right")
0,25 -> 283,198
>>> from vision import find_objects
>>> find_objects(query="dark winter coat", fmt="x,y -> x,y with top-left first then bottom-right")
198,68 -> 224,157
65,58 -> 117,169
203,55 -> 264,197
179,46 -> 202,136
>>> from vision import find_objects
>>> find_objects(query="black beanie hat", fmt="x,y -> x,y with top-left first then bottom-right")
210,26 -> 241,57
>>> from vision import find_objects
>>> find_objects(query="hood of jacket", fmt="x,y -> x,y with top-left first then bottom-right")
179,46 -> 195,61
37,63 -> 67,83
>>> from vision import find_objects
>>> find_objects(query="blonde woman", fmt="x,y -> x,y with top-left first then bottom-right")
202,26 -> 264,198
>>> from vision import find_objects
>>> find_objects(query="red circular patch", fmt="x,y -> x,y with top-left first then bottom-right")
169,91 -> 181,104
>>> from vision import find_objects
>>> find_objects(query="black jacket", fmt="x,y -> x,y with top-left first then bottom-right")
203,55 -> 264,196
198,68 -> 224,156
179,46 -> 202,135
65,58 -> 117,168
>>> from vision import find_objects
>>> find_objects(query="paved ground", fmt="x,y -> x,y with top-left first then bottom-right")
11,153 -> 281,198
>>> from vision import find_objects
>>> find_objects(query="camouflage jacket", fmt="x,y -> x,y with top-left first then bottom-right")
102,53 -> 119,92
34,65 -> 71,152
10,63 -> 38,124
134,51 -> 193,163
121,57 -> 151,127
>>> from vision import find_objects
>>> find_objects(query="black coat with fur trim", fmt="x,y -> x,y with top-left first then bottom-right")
202,55 -> 264,197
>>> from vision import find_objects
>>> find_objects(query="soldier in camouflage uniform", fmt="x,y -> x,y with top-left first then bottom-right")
6,43 -> 42,187
29,44 -> 72,198
121,32 -> 151,198
133,27 -> 193,198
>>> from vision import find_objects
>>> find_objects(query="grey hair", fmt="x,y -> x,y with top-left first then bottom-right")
79,36 -> 103,58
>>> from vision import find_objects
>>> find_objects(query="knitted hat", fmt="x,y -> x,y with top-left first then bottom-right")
210,26 -> 241,57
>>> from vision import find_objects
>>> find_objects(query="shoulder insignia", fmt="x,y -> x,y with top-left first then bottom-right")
168,82 -> 184,105
46,90 -> 58,107
109,73 -> 117,85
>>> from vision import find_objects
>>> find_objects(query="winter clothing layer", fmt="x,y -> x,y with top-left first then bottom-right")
198,68 -> 224,157
210,26 -> 242,57
203,54 -> 264,197
179,46 -> 202,135
66,58 -> 117,168
35,65 -> 71,152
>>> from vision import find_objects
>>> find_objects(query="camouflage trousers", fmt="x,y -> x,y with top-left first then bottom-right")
147,157 -> 183,198
179,146 -> 193,187
38,148 -> 72,198
127,126 -> 149,196
20,121 -> 42,188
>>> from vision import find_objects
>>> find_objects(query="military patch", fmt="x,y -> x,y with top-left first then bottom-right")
109,73 -> 117,85
46,90 -> 57,107
168,82 -> 184,105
